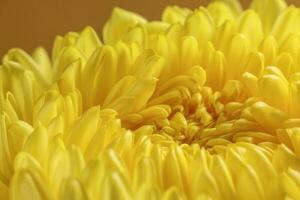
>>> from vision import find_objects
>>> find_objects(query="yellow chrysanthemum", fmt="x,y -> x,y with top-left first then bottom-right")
1,0 -> 300,199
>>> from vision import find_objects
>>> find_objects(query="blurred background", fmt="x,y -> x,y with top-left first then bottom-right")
0,0 -> 299,57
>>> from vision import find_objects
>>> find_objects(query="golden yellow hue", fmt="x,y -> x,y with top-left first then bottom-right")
1,0 -> 300,199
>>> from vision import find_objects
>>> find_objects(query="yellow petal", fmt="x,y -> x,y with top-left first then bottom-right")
226,34 -> 250,79
238,10 -> 263,48
122,25 -> 146,47
243,101 -> 288,131
244,52 -> 264,77
275,53 -> 294,78
76,26 -> 101,58
53,46 -> 85,80
205,50 -> 225,90
207,1 -> 234,26
258,74 -> 289,110
185,9 -> 213,45
66,106 -> 100,151
162,6 -> 191,24
0,179 -> 8,200
162,186 -> 185,200
210,156 -> 235,200
59,178 -> 89,200
23,124 -> 48,167
242,72 -> 259,96
273,145 -> 300,172
235,164 -> 264,200
31,47 -> 51,81
280,171 -> 300,199
102,171 -> 132,200
259,36 -> 277,66
271,6 -> 300,43
103,7 -> 147,45
10,169 -> 51,200
180,36 -> 200,70
4,48 -> 50,87
131,50 -> 165,78
250,0 -> 286,33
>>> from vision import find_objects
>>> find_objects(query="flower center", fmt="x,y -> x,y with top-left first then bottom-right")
124,86 -> 253,150
151,89 -> 223,145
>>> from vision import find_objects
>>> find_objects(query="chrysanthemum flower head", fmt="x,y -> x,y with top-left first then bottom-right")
1,0 -> 300,199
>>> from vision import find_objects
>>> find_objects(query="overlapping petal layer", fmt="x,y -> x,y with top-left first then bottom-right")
1,0 -> 300,199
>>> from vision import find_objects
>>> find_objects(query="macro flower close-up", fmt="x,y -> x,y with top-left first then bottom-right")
1,0 -> 300,199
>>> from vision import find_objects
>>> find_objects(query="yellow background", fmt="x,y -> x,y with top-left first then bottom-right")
0,0 -> 299,57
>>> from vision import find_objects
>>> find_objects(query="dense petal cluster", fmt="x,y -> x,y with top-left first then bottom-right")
1,0 -> 300,199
